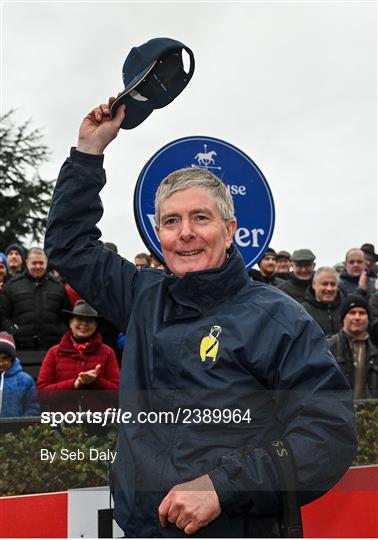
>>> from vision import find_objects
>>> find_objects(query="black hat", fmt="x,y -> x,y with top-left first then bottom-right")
5,243 -> 26,261
259,247 -> 277,262
340,295 -> 370,321
291,249 -> 316,263
62,300 -> 101,319
110,37 -> 195,129
361,243 -> 378,261
0,332 -> 17,359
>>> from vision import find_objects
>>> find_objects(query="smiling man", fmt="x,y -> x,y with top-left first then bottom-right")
278,249 -> 316,304
302,266 -> 342,337
44,99 -> 356,538
155,169 -> 236,277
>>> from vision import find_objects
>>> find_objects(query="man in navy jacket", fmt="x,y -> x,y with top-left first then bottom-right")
44,99 -> 356,538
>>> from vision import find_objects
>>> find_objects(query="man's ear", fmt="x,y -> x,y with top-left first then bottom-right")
226,218 -> 237,248
155,227 -> 160,241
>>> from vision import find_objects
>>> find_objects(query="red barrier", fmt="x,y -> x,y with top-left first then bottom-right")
302,465 -> 378,538
0,492 -> 67,538
0,466 -> 376,538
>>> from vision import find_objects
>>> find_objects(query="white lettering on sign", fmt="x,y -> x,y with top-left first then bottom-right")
226,184 -> 247,196
234,227 -> 264,248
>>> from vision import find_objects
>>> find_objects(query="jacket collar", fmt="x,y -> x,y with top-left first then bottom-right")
162,245 -> 249,319
289,273 -> 313,288
339,271 -> 359,283
59,329 -> 103,352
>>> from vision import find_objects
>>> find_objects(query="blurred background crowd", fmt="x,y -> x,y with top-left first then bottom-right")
0,240 -> 377,418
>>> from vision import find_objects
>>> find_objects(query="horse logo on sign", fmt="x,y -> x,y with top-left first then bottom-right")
193,145 -> 221,171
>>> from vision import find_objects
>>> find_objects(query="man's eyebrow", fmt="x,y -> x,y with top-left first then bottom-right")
160,211 -> 180,221
189,207 -> 214,215
160,207 -> 215,221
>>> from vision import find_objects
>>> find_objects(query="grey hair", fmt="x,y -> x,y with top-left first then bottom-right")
26,247 -> 47,260
154,167 -> 235,226
313,266 -> 339,282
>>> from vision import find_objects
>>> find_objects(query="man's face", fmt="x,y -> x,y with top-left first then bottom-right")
345,250 -> 365,277
312,271 -> 338,303
259,255 -> 277,277
292,261 -> 315,280
343,307 -> 369,336
7,250 -> 23,272
156,187 -> 237,277
26,253 -> 47,280
277,258 -> 291,273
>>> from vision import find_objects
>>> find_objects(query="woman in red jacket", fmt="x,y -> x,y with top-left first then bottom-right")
37,300 -> 120,411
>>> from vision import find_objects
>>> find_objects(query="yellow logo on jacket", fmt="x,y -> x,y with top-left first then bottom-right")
200,325 -> 222,362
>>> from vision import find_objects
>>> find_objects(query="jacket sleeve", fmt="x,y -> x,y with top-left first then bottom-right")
209,318 -> 357,517
21,375 -> 41,416
37,347 -> 77,391
91,348 -> 120,390
44,148 -> 139,331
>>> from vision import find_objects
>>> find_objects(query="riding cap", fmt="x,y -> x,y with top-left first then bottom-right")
110,37 -> 195,129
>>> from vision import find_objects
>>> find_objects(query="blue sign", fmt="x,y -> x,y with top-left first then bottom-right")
134,136 -> 275,269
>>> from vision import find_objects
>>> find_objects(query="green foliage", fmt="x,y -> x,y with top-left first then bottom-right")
0,111 -> 54,249
0,424 -> 117,496
353,399 -> 378,466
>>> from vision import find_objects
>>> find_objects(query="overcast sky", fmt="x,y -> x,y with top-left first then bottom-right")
2,1 -> 376,267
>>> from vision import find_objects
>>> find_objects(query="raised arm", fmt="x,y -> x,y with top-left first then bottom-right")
44,101 -> 138,330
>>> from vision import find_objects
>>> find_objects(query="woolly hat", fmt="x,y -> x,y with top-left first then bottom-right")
0,332 -> 16,359
5,243 -> 26,261
340,295 -> 370,321
258,247 -> 277,264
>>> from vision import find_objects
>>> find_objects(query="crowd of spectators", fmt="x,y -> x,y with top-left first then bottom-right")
0,241 -> 377,417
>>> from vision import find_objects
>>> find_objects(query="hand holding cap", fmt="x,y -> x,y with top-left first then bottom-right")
110,37 -> 195,129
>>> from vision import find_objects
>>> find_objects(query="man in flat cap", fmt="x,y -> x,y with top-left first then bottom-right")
275,250 -> 291,281
44,100 -> 356,538
278,249 -> 316,304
